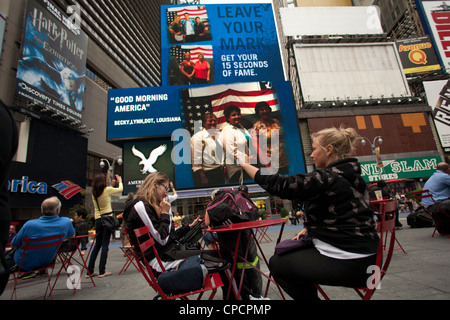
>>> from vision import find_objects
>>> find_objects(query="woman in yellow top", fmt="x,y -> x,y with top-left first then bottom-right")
87,173 -> 123,278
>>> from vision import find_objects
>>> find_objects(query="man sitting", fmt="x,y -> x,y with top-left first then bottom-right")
422,162 -> 450,234
7,196 -> 75,277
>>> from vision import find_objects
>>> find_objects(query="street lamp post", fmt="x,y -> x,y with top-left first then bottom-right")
100,155 -> 123,186
361,136 -> 383,180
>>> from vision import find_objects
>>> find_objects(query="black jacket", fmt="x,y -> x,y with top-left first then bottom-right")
255,158 -> 379,254
123,198 -> 190,262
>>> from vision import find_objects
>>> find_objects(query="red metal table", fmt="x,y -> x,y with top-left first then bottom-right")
206,218 -> 286,300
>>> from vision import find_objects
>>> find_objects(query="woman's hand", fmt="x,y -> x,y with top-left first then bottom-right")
292,228 -> 308,240
189,216 -> 201,228
160,199 -> 171,214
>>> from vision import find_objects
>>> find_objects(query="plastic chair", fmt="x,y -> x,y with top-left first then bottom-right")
316,199 -> 398,300
118,228 -> 141,275
133,225 -> 223,300
10,234 -> 65,300
411,189 -> 450,237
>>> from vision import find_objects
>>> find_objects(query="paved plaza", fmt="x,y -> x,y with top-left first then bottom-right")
2,215 -> 449,308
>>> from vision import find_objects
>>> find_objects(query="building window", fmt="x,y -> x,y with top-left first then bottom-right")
86,66 -> 115,91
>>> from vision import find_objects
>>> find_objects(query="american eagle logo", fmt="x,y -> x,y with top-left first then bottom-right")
131,145 -> 167,174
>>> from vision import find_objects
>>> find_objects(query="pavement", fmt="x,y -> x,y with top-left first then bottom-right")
1,214 -> 449,314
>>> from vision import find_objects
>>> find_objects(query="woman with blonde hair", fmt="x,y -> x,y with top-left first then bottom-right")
123,172 -> 205,273
240,126 -> 379,300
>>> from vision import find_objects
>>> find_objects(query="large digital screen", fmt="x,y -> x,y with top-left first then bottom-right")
109,81 -> 305,191
416,0 -> 450,72
161,3 -> 285,87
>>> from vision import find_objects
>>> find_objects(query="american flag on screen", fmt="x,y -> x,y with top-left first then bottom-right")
170,45 -> 213,64
166,6 -> 209,27
182,84 -> 280,134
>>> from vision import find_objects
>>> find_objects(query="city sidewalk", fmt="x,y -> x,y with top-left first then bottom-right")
2,215 -> 449,301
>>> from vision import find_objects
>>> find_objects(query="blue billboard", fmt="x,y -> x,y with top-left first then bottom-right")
16,0 -> 87,123
107,81 -> 305,191
161,3 -> 285,86
107,3 -> 303,191
107,86 -> 182,141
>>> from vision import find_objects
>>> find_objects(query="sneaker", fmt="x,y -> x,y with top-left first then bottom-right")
18,271 -> 38,280
36,270 -> 47,278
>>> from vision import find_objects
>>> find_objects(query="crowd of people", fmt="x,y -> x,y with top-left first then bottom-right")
3,125 -> 450,300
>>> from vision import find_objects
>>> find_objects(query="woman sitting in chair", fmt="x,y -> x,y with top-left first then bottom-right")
123,172 -> 205,273
239,126 -> 379,300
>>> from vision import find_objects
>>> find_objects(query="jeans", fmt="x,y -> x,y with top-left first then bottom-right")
88,218 -> 111,275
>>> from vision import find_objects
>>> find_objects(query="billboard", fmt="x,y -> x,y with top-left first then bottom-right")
395,36 -> 441,75
107,87 -> 182,141
0,10 -> 5,60
423,79 -> 450,150
294,43 -> 411,103
279,6 -> 383,36
307,114 -> 440,181
9,119 -> 87,210
15,0 -> 88,124
308,113 -> 437,156
416,0 -> 450,72
108,81 -> 305,191
161,3 -> 285,86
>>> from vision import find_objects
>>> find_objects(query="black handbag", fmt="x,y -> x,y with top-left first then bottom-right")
94,197 -> 120,232
100,213 -> 120,232
175,219 -> 204,250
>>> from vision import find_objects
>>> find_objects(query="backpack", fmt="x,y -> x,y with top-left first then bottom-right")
407,208 -> 433,228
206,188 -> 259,227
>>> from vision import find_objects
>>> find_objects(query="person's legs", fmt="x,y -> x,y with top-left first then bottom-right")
98,227 -> 111,275
269,247 -> 376,300
87,219 -> 103,274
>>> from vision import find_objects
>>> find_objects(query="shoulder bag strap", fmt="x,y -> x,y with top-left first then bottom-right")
94,197 -> 106,216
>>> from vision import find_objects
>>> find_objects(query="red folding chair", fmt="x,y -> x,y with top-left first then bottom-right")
10,234 -> 64,300
133,226 -> 223,300
118,228 -> 141,275
411,189 -> 450,237
255,226 -> 272,243
370,199 -> 406,254
316,199 -> 398,300
51,234 -> 97,295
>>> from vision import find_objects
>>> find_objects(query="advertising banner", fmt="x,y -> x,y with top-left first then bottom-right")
107,87 -> 182,141
416,0 -> 450,72
0,10 -> 6,60
423,79 -> 450,150
15,0 -> 87,123
395,35 -> 441,75
8,119 -> 87,209
108,81 -> 305,191
360,155 -> 441,182
161,3 -> 284,87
